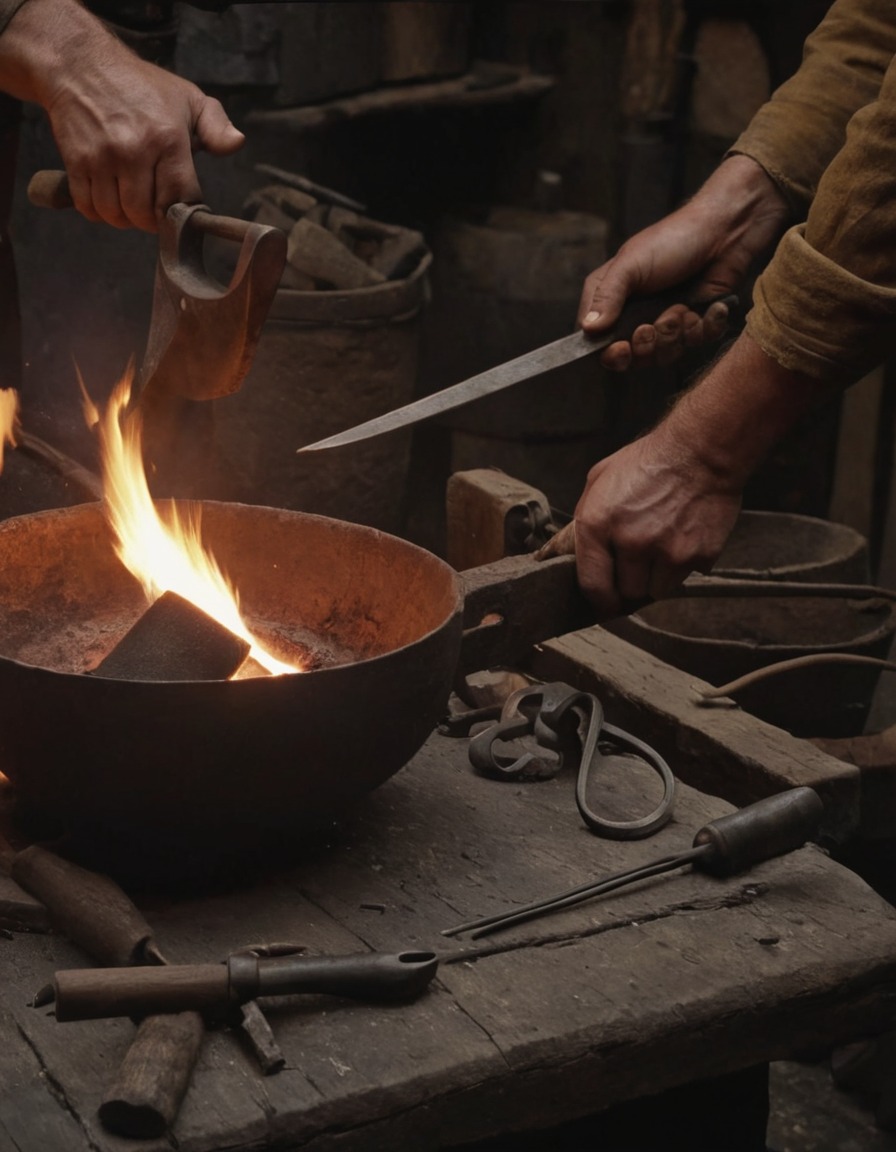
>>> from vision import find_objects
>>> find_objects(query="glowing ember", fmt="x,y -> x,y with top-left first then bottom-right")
90,367 -> 300,676
0,388 -> 20,472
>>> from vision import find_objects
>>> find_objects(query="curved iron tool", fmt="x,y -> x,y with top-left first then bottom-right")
138,202 -> 286,403
469,682 -> 675,839
26,170 -> 288,403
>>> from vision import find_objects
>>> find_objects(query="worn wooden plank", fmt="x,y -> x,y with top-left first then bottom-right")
246,68 -> 555,133
529,625 -> 862,843
1,726 -> 894,1151
0,1001 -> 101,1152
0,872 -> 50,933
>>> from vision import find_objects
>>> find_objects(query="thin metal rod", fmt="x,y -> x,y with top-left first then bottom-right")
443,844 -> 711,940
17,430 -> 103,500
680,575 -> 896,602
698,652 -> 896,702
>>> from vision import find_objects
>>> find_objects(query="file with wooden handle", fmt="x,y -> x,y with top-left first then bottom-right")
296,290 -> 738,453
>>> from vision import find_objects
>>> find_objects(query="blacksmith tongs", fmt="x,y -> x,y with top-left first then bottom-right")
469,682 -> 676,840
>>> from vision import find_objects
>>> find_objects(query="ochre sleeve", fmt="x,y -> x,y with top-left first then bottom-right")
730,0 -> 896,216
746,43 -> 896,385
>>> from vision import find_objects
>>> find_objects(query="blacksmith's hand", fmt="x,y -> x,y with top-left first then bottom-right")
0,0 -> 244,231
578,155 -> 790,372
571,428 -> 742,618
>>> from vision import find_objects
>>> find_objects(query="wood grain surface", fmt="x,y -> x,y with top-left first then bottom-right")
1,635 -> 895,1150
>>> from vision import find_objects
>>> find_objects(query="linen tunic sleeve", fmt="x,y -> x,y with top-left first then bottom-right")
730,0 -> 896,216
724,0 -> 896,384
746,46 -> 896,385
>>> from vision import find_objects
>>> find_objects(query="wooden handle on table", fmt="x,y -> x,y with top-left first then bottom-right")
99,1012 -> 206,1139
54,963 -> 228,1021
55,957 -> 211,1133
11,844 -> 154,967
6,837 -> 207,1139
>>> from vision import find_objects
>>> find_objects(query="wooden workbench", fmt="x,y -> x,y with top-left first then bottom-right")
3,626 -> 896,1151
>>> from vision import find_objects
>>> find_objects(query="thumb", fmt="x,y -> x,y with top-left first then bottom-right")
193,97 -> 245,156
534,520 -> 576,561
578,261 -> 641,333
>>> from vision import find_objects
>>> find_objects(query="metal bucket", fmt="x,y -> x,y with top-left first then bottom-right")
713,509 -> 869,583
210,250 -> 431,533
609,513 -> 890,738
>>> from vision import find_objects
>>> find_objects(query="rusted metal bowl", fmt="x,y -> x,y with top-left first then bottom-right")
610,512 -> 883,739
712,510 -> 869,584
609,593 -> 896,739
0,502 -> 463,871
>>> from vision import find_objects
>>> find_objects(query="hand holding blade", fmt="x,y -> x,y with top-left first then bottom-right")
296,289 -> 737,453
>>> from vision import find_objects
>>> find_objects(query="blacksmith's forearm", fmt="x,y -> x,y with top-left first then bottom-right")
658,334 -> 833,491
0,0 -> 119,107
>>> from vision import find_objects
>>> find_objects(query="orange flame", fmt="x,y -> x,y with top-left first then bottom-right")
0,389 -> 20,786
91,367 -> 300,676
0,388 -> 20,472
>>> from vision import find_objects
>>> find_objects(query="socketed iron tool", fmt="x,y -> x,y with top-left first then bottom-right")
27,169 -> 287,405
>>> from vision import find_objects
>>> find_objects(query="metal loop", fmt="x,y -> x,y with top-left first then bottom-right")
575,720 -> 676,840
468,682 -> 676,838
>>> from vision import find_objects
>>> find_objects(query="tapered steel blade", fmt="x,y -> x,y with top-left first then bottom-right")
296,329 -> 609,453
296,289 -> 737,453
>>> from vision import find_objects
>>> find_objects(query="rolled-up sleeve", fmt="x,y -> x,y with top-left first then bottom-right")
746,38 -> 896,385
731,0 -> 896,216
724,0 -> 896,384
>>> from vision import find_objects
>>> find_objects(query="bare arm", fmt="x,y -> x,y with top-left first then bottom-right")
0,0 -> 244,230
567,1 -> 896,614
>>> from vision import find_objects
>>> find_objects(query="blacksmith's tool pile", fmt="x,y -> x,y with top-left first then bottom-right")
245,163 -> 429,291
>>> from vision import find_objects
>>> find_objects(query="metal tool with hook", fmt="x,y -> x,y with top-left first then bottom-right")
468,682 -> 676,840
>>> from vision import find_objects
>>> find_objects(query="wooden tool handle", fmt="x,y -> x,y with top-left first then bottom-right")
99,1012 -> 206,1139
54,963 -> 227,1021
3,834 -> 209,1139
27,168 -> 260,245
11,844 -> 154,967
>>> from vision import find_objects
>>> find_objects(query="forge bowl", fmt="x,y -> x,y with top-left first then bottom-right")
0,502 -> 463,870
